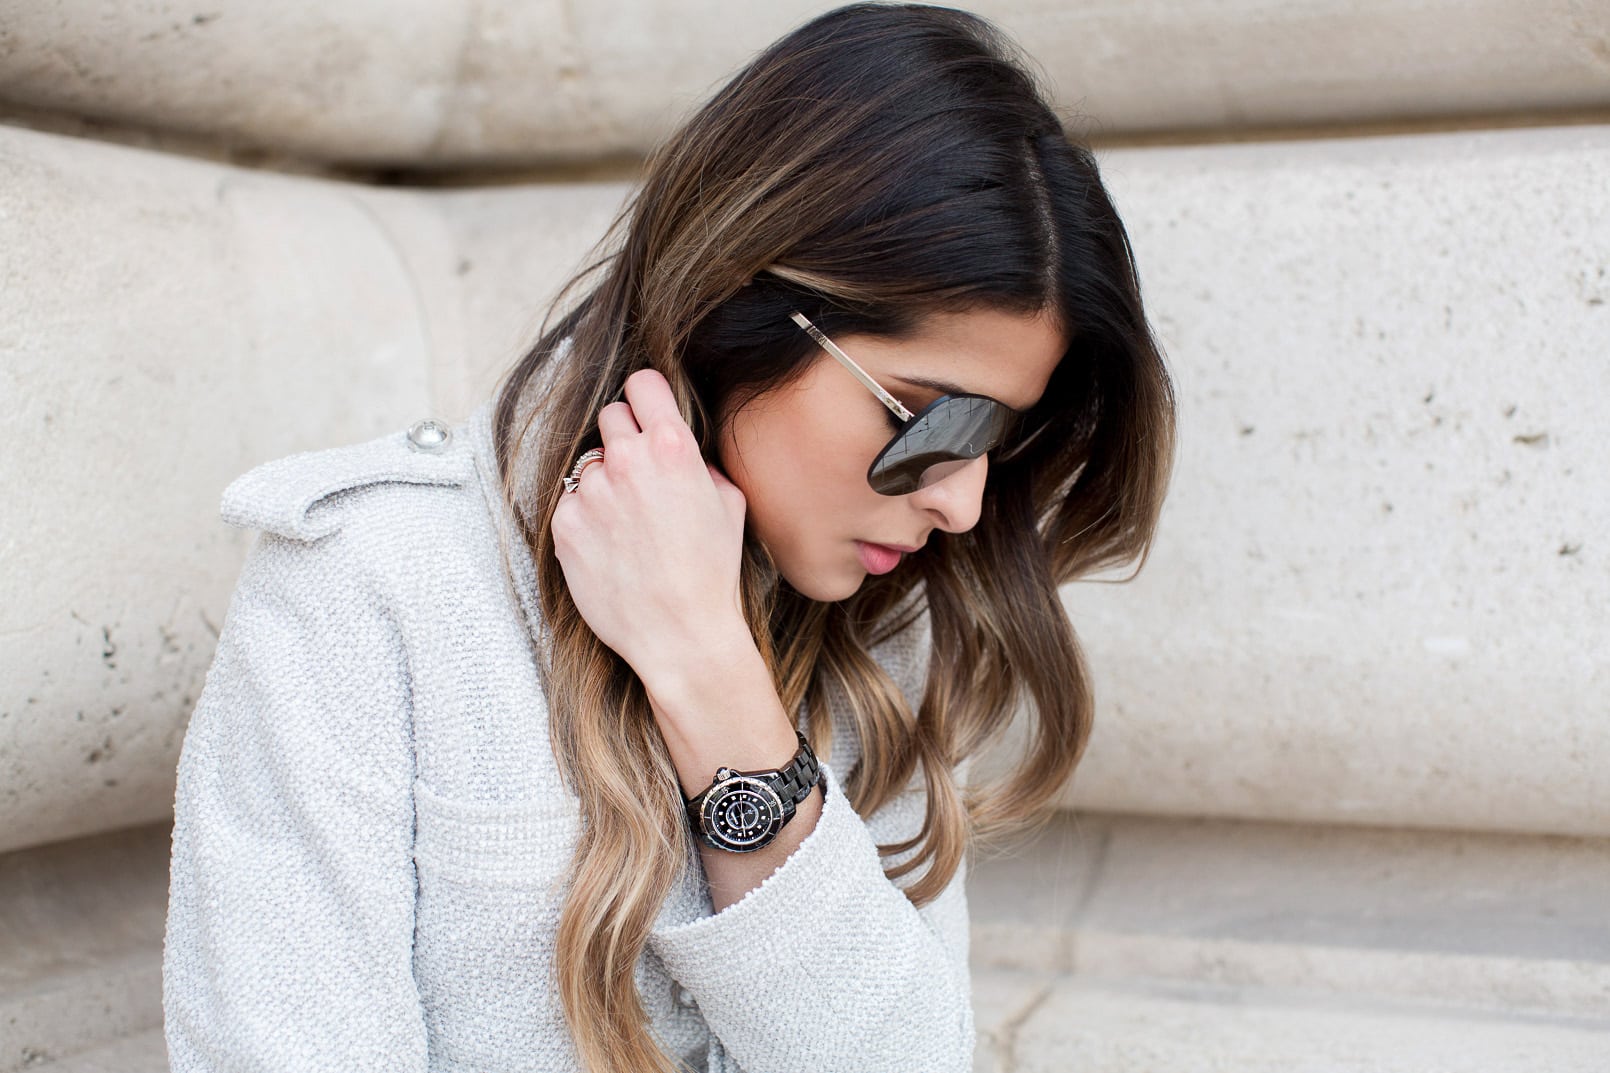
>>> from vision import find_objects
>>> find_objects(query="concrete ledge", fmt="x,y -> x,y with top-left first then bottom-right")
0,126 -> 447,853
968,811 -> 1610,1022
0,2 -> 1606,168
30,1028 -> 167,1073
427,182 -> 632,418
0,122 -> 622,854
972,968 -> 1057,1073
969,811 -> 1610,1071
11,814 -> 1603,1072
1044,123 -> 1610,836
0,823 -> 168,1071
987,976 -> 1610,1073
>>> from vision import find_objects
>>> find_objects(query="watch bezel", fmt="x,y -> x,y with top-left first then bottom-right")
695,773 -> 786,852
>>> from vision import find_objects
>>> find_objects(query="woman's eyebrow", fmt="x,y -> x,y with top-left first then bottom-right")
889,373 -> 1033,412
890,373 -> 964,396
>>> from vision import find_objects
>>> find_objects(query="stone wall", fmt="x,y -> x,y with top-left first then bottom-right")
3,3 -> 1607,1069
3,1 -> 1606,166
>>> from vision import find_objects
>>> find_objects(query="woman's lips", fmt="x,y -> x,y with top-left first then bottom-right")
856,540 -> 907,574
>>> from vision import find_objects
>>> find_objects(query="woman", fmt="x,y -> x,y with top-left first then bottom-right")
163,4 -> 1175,1072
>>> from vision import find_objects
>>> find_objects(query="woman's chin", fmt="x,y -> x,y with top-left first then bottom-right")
778,558 -> 864,604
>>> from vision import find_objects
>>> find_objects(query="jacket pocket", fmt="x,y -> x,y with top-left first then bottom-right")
410,778 -> 580,1059
411,776 -> 579,893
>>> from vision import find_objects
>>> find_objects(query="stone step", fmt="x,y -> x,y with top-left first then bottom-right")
29,1028 -> 167,1073
0,824 -> 168,1072
22,974 -> 1610,1073
966,810 -> 1610,1021
972,969 -> 1610,1073
6,811 -> 1607,1071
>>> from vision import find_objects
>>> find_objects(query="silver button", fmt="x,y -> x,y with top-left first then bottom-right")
672,982 -> 697,1009
406,418 -> 451,452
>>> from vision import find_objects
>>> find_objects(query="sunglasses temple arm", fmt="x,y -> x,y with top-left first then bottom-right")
790,313 -> 914,422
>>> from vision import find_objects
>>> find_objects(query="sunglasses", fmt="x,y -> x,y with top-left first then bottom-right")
790,312 -> 1025,496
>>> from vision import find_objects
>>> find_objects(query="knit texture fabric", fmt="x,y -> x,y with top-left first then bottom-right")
163,395 -> 974,1072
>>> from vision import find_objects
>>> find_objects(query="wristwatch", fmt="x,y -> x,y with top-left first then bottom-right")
683,730 -> 823,853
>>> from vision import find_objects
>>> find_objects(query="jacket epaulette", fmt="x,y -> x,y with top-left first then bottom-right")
220,417 -> 476,542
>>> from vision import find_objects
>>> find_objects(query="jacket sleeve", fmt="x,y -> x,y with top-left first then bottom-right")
163,529 -> 429,1071
648,600 -> 974,1073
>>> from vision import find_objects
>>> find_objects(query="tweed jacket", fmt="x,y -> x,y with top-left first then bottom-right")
162,394 -> 974,1072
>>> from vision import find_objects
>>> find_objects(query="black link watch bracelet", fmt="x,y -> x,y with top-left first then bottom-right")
683,730 -> 823,853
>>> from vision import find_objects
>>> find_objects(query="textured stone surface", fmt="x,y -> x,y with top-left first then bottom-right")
0,2 -> 1606,167
427,182 -> 633,420
1043,123 -> 1610,836
0,126 -> 436,852
969,811 -> 1610,1021
36,1028 -> 168,1073
971,969 -> 1056,1073
0,122 -> 624,855
0,824 -> 168,1071
973,811 -> 1610,1071
966,815 -> 1103,974
1012,980 -> 1610,1072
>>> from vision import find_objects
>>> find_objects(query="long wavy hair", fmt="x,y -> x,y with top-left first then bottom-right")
490,4 -> 1175,1070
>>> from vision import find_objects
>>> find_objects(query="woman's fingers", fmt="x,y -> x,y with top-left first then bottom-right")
621,369 -> 692,444
595,400 -> 641,447
551,374 -> 748,679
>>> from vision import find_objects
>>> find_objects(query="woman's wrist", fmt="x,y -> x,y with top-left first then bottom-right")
631,614 -> 756,708
638,623 -> 801,798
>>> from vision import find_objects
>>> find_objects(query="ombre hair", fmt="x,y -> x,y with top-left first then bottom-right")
491,4 -> 1176,1070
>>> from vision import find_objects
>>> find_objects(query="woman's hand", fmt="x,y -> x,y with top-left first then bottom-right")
550,368 -> 752,687
553,370 -> 801,820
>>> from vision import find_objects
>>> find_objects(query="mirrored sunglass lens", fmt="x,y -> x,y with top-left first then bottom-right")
868,395 -> 1015,495
915,458 -> 972,489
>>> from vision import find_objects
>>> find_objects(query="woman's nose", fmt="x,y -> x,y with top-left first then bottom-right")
909,454 -> 989,533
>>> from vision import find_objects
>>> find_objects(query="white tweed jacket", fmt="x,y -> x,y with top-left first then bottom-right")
162,395 -> 974,1073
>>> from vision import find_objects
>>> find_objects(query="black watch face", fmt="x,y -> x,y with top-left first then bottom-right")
699,776 -> 785,851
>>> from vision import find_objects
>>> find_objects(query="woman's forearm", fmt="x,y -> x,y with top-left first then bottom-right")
641,627 -> 823,913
